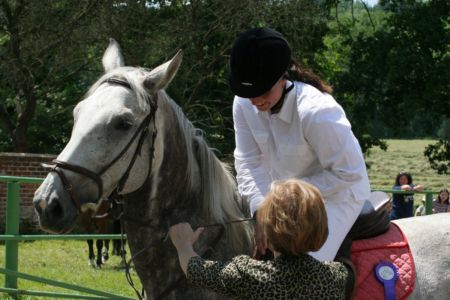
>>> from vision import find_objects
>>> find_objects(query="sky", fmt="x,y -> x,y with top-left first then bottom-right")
362,0 -> 379,7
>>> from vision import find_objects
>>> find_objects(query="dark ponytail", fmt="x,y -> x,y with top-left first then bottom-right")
286,59 -> 333,94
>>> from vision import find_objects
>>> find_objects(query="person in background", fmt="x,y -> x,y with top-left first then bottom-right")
229,27 -> 370,262
390,172 -> 424,220
169,179 -> 354,300
432,188 -> 449,213
414,196 -> 426,216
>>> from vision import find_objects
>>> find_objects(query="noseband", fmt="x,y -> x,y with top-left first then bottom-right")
42,78 -> 158,211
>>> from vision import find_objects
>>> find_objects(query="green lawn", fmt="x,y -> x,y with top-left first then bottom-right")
0,240 -> 142,299
366,139 -> 450,192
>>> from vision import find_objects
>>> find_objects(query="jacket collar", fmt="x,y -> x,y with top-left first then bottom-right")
255,81 -> 296,123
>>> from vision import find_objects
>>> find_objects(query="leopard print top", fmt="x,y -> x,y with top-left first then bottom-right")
187,254 -> 348,299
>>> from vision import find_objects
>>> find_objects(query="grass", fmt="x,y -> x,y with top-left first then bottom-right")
366,139 -> 450,191
0,240 -> 142,299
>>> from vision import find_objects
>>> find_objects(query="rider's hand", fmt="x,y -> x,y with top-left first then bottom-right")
255,218 -> 268,256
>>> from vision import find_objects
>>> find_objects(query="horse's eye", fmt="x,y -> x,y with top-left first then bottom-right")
116,119 -> 133,130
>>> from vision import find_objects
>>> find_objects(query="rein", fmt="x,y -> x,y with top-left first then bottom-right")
42,78 -> 158,211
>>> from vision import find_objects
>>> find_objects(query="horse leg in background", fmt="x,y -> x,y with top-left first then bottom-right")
96,239 -> 104,267
87,239 -> 96,267
112,219 -> 121,256
112,239 -> 119,255
102,239 -> 110,264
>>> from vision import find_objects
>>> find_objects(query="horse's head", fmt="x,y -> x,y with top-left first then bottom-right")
33,39 -> 182,233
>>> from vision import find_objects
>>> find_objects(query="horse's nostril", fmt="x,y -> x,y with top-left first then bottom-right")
50,199 -> 63,219
47,197 -> 64,220
34,203 -> 43,215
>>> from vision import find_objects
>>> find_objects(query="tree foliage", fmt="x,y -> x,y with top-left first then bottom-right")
1,0 -> 449,174
317,0 -> 449,168
424,140 -> 450,174
1,0 -> 330,155
0,0 -> 109,152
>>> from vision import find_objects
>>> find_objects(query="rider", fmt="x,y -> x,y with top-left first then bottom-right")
229,27 -> 371,261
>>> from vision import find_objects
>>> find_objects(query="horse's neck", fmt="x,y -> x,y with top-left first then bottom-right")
122,96 -> 206,257
122,96 -> 253,299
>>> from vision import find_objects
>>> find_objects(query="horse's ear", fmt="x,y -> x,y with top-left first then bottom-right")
102,38 -> 125,73
143,50 -> 183,92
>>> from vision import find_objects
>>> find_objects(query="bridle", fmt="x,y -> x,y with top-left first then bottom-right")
42,78 -> 158,211
42,77 -> 159,299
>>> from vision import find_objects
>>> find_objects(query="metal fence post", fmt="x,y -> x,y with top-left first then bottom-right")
4,181 -> 20,293
425,191 -> 433,215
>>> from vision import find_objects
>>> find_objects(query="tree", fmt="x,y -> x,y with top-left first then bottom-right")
319,0 -> 449,160
0,0 -> 333,155
424,140 -> 450,174
317,1 -> 389,155
147,0 -> 332,155
0,0 -> 102,152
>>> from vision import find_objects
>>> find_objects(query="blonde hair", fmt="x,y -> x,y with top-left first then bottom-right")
257,179 -> 328,256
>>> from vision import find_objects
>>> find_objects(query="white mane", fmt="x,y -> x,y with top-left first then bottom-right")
165,96 -> 252,249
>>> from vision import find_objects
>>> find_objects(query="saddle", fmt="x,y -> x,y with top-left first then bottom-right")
337,192 -> 415,300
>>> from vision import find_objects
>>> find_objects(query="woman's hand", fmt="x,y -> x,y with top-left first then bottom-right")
169,223 -> 204,251
413,184 -> 424,192
401,185 -> 412,191
169,223 -> 204,274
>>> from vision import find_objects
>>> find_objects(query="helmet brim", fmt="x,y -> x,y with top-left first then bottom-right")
229,73 -> 278,99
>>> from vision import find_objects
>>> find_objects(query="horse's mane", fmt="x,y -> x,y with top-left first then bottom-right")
86,67 -> 253,251
162,94 -> 253,251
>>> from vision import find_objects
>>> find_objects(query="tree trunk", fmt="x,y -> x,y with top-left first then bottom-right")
13,129 -> 28,152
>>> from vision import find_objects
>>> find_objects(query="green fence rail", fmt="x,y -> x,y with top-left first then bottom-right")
371,188 -> 436,215
0,175 -> 440,299
0,175 -> 133,299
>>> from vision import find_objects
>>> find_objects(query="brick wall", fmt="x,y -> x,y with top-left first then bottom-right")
0,152 -> 56,233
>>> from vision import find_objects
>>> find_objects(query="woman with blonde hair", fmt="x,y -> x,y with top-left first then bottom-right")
169,179 -> 354,300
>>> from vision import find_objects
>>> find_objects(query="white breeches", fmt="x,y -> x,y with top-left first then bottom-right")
309,190 -> 365,261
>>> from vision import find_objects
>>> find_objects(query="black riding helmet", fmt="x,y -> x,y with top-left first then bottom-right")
229,28 -> 292,98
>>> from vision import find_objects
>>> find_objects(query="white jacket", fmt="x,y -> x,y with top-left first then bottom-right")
233,81 -> 371,213
233,81 -> 371,260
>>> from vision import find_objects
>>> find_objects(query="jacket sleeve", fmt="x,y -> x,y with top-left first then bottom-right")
300,99 -> 368,200
233,99 -> 271,215
186,255 -> 253,298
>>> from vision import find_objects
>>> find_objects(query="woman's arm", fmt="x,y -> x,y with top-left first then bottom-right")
233,99 -> 271,214
233,100 -> 271,254
170,223 -> 258,299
